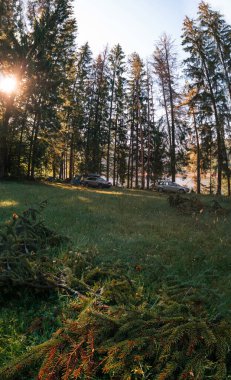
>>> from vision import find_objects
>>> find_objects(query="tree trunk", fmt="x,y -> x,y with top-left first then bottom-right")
27,114 -> 37,178
135,105 -> 139,188
31,112 -> 41,179
227,174 -> 231,197
165,50 -> 176,182
0,97 -> 13,178
17,112 -> 27,177
146,75 -> 151,190
201,58 -> 223,195
113,117 -> 118,186
139,101 -> 145,189
106,69 -> 116,180
161,77 -> 172,178
127,115 -> 134,189
192,109 -> 201,194
69,133 -> 74,179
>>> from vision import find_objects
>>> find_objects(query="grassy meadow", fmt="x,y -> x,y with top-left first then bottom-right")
0,180 -> 231,368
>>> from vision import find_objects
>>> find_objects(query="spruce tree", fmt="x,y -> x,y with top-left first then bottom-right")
24,0 -> 77,179
85,48 -> 109,174
153,34 -> 179,182
0,0 -> 27,178
182,10 -> 229,195
127,52 -> 146,188
106,44 -> 126,182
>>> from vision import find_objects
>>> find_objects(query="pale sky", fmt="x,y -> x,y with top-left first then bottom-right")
74,0 -> 231,58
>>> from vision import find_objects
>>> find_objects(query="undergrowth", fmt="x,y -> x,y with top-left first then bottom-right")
1,276 -> 231,379
0,198 -> 231,379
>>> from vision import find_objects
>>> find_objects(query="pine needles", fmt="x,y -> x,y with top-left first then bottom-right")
1,203 -> 231,379
0,201 -> 71,294
168,194 -> 230,215
1,276 -> 231,379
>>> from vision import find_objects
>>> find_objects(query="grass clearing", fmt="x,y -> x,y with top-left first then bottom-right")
0,180 -> 231,367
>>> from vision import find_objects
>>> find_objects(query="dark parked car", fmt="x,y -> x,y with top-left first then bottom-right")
155,180 -> 189,193
82,176 -> 112,189
71,175 -> 83,185
46,176 -> 63,183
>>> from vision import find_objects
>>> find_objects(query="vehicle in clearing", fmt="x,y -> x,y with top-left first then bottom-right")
82,176 -> 112,189
71,175 -> 83,185
155,180 -> 190,193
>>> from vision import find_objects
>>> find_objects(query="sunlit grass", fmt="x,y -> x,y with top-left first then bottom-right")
77,196 -> 93,203
92,189 -> 123,195
0,181 -> 230,287
0,200 -> 18,207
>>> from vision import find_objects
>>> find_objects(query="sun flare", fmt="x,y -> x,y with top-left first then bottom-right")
0,75 -> 17,94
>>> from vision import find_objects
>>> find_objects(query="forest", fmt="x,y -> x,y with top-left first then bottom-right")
1,1 -> 231,379
0,0 -> 231,195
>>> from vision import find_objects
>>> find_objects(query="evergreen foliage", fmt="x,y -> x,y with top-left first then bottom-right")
182,2 -> 231,195
0,1 -> 230,192
0,201 -> 72,294
1,271 -> 231,379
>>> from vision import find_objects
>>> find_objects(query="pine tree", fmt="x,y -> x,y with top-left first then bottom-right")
85,48 -> 109,174
25,0 -> 77,179
153,34 -> 180,182
198,1 -> 231,195
0,0 -> 27,178
69,42 -> 93,176
182,10 -> 229,195
198,1 -> 231,103
127,53 -> 146,188
106,44 -> 126,182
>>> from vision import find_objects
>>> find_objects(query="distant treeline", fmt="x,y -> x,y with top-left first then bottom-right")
0,0 -> 230,194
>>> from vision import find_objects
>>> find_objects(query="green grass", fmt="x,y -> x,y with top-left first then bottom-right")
0,180 -> 231,366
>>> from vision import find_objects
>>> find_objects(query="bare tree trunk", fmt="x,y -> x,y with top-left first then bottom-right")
146,74 -> 151,190
85,84 -> 95,173
65,149 -> 68,179
139,101 -> 145,189
227,174 -> 231,196
69,133 -> 74,179
209,138 -> 213,195
192,110 -> 201,194
31,111 -> 42,179
160,77 -> 172,178
106,69 -> 116,180
17,111 -> 27,177
135,113 -> 139,188
0,97 -> 13,178
113,117 -> 118,186
27,113 -> 38,178
127,112 -> 135,189
201,58 -> 223,195
222,140 -> 230,196
134,79 -> 140,189
59,152 -> 64,179
52,161 -> 57,178
164,48 -> 176,182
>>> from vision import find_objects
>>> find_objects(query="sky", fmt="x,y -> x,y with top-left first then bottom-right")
74,0 -> 231,58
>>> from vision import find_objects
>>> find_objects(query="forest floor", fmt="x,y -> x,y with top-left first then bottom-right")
1,180 -> 231,367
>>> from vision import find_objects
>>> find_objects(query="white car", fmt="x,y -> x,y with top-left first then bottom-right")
155,181 -> 190,193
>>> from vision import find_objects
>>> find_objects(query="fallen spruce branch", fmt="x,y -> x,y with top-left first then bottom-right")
168,194 -> 231,215
0,203 -> 121,304
1,282 -> 231,380
0,202 -> 87,297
